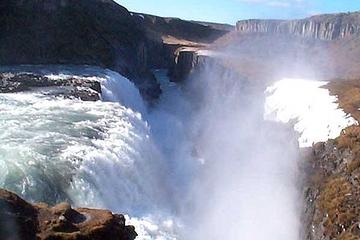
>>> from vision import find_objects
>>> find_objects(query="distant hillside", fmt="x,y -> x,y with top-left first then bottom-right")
191,21 -> 235,32
133,13 -> 230,44
131,12 -> 230,69
236,12 -> 360,40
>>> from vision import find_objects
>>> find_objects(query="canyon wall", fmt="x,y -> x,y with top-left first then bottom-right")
0,0 -> 230,99
133,12 -> 229,71
0,0 -> 163,100
236,12 -> 360,40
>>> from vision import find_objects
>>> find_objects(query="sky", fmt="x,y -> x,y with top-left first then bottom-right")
116,0 -> 360,24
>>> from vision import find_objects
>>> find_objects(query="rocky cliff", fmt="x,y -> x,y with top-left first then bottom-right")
0,0 -> 231,99
129,12 -> 230,83
303,128 -> 360,240
168,49 -> 201,82
0,189 -> 137,240
0,0 -> 161,100
236,12 -> 360,40
300,79 -> 360,240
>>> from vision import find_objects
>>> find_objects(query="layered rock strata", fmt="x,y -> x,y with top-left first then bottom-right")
236,12 -> 360,40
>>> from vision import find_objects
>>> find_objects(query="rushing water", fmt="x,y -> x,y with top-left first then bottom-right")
0,65 -> 307,240
0,67 -> 181,239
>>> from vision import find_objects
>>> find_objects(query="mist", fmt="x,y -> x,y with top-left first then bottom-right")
148,50 -> 303,239
182,60 -> 301,239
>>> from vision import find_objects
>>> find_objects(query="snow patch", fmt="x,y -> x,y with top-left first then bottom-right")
264,78 -> 357,147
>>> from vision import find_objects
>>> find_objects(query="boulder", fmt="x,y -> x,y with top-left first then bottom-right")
0,189 -> 137,240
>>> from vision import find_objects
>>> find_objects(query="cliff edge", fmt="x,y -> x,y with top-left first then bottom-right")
236,12 -> 360,40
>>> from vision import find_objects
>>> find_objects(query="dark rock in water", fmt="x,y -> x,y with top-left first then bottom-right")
0,72 -> 101,101
0,0 -> 160,100
0,189 -> 137,240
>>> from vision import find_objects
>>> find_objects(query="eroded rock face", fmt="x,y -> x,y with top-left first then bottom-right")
0,189 -> 137,240
169,49 -> 200,82
236,12 -> 360,40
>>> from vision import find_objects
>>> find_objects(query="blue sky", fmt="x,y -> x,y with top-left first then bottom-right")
116,0 -> 360,24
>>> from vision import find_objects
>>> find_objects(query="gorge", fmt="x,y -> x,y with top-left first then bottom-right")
1,1 -> 360,240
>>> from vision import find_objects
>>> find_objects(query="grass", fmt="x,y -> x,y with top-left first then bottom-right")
326,79 -> 360,122
308,123 -> 360,239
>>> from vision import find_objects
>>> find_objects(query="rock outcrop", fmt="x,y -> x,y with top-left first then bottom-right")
132,13 -> 230,81
0,0 -> 160,100
0,189 -> 137,240
168,48 -> 216,82
236,12 -> 360,40
0,72 -> 102,101
169,49 -> 200,82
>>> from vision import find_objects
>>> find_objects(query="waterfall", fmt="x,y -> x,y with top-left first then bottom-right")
0,65 -> 312,240
0,66 -> 178,239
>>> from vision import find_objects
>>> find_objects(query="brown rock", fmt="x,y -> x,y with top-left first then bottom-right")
0,189 -> 38,240
0,189 -> 137,240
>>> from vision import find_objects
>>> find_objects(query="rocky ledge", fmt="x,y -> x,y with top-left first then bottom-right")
0,189 -> 137,240
0,72 -> 101,101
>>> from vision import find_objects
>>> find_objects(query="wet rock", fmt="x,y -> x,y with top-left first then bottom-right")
0,72 -> 101,101
0,189 -> 38,240
0,189 -> 137,240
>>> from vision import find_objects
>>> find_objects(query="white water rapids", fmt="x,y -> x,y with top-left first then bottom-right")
0,67 -> 187,239
0,65 -> 355,239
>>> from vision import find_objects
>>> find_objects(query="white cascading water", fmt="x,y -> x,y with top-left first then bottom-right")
3,65 -> 348,240
0,66 -> 179,239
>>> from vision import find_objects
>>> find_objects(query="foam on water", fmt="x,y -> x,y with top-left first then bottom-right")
2,68 -> 344,240
265,78 -> 357,147
0,66 -> 177,239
